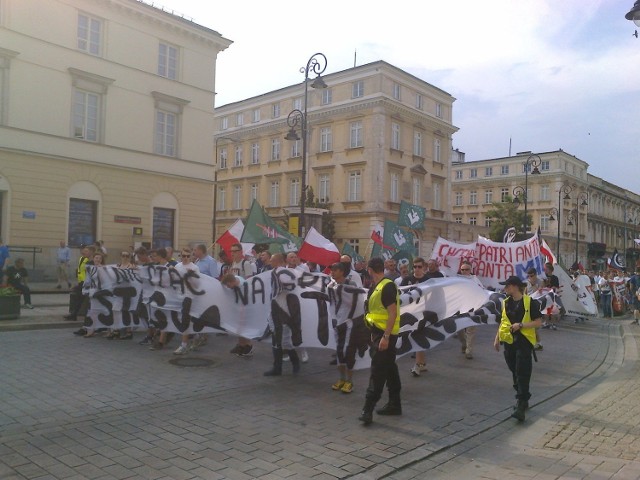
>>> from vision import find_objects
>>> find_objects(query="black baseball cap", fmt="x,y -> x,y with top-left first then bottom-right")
499,276 -> 526,287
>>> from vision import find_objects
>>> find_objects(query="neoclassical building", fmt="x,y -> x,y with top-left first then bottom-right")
213,60 -> 458,258
0,0 -> 230,276
450,150 -> 640,269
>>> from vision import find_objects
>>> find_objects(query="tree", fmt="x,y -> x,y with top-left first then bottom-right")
485,195 -> 532,242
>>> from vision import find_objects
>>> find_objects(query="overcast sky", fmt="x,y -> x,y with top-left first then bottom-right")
157,0 -> 640,194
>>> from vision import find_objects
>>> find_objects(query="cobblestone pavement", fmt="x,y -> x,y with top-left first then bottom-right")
0,311 -> 633,480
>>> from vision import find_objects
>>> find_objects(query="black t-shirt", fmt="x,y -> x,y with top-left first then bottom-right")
504,296 -> 542,323
545,274 -> 559,289
400,270 -> 444,287
368,280 -> 399,308
6,266 -> 28,287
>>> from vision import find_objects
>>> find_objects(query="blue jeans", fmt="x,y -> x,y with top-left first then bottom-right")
600,292 -> 612,317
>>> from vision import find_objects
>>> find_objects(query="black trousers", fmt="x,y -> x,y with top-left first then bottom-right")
365,328 -> 401,406
503,336 -> 533,401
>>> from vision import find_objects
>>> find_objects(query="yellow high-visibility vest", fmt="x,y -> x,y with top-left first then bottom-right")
365,278 -> 400,334
498,295 -> 537,346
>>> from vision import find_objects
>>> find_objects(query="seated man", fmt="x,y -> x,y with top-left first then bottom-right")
6,258 -> 34,309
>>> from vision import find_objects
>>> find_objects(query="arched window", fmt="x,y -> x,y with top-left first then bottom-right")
68,181 -> 102,247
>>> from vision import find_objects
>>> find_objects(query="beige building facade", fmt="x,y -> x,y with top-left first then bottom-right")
451,150 -> 640,270
214,61 -> 457,258
0,0 -> 230,276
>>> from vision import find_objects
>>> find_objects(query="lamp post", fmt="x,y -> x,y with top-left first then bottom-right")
567,192 -> 588,267
213,136 -> 237,245
548,183 -> 572,262
284,53 -> 327,238
625,1 -> 640,26
512,154 -> 541,237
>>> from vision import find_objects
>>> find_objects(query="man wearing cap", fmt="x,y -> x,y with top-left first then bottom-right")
494,275 -> 543,422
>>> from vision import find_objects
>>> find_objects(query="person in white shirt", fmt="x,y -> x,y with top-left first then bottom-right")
229,243 -> 255,356
171,248 -> 200,355
457,262 -> 483,359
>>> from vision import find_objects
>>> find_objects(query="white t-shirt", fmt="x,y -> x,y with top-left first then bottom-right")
230,259 -> 254,279
174,262 -> 200,276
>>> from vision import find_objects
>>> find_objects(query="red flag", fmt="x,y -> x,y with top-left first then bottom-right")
370,228 -> 394,250
216,219 -> 253,257
298,227 -> 340,267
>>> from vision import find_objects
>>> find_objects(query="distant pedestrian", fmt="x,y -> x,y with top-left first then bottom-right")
56,240 -> 72,289
0,237 -> 9,284
6,258 -> 34,309
494,276 -> 543,422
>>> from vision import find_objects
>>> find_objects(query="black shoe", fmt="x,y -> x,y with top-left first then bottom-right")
73,328 -> 86,336
64,314 -> 77,321
511,401 -> 526,422
376,403 -> 402,415
358,409 -> 373,425
263,368 -> 282,376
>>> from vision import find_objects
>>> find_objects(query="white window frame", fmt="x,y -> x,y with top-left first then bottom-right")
485,167 -> 493,177
455,170 -> 463,180
293,97 -> 302,111
217,186 -> 226,211
469,216 -> 477,226
220,116 -> 228,130
154,109 -> 176,156
270,181 -> 280,207
250,183 -> 258,202
433,183 -> 441,210
541,160 -> 550,171
272,103 -> 280,118
470,168 -> 477,178
289,178 -> 300,206
73,89 -> 100,142
158,42 -> 178,80
469,191 -> 477,206
352,81 -> 364,98
218,147 -> 227,169
390,172 -> 399,203
349,121 -> 363,148
233,185 -> 242,210
455,192 -> 463,206
251,142 -> 260,165
252,108 -> 260,123
391,123 -> 400,150
348,170 -> 362,201
320,127 -> 332,152
77,13 -> 102,56
455,217 -> 462,224
501,164 -> 509,175
540,184 -> 550,201
485,190 -> 493,204
413,131 -> 423,156
434,139 -> 441,162
435,102 -> 442,118
291,139 -> 300,158
540,214 -> 550,232
318,174 -> 330,203
393,83 -> 401,100
416,93 -> 423,110
501,188 -> 510,202
322,88 -> 332,105
234,145 -> 243,167
412,177 -> 421,205
271,138 -> 281,161
236,112 -> 244,126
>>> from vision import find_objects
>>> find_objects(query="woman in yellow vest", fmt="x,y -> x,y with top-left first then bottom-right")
493,275 -> 543,422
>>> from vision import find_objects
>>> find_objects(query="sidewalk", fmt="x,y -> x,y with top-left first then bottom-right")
0,282 -> 77,331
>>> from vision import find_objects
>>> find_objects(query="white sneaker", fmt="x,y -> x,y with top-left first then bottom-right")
301,349 -> 309,363
411,363 -> 427,377
23,304 -> 34,309
173,345 -> 188,355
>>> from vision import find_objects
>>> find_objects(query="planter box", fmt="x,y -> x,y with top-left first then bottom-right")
0,295 -> 21,320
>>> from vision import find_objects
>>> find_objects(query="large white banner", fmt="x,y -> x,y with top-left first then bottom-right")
430,237 -> 476,277
474,235 -> 543,289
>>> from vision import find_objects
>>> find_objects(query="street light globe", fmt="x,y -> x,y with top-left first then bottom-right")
625,0 -> 640,27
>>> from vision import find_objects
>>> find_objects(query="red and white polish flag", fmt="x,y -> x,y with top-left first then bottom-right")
298,227 -> 340,267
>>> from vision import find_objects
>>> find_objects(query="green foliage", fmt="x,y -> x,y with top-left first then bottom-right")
485,195 -> 532,241
0,286 -> 19,296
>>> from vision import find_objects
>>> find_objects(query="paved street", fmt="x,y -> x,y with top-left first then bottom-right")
1,298 -> 639,479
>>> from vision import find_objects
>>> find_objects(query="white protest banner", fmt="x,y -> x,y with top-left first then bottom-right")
554,266 -> 597,317
429,237 -> 476,277
474,235 -> 543,289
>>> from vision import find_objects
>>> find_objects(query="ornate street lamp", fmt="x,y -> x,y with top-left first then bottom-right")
625,1 -> 640,27
566,192 -> 588,266
284,53 -> 328,238
512,154 -> 541,237
549,183 -> 572,261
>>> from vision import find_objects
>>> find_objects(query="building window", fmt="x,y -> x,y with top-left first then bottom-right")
318,174 -> 330,203
349,121 -> 363,148
541,160 -> 550,171
158,42 -> 178,80
154,110 -> 176,156
271,139 -> 281,161
236,112 -> 244,126
455,170 -> 463,180
540,214 -> 550,232
501,164 -> 509,175
455,192 -> 463,206
152,207 -> 175,249
433,183 -> 441,210
485,190 -> 493,204
250,183 -> 258,202
416,93 -> 423,110
485,167 -> 493,177
272,103 -> 280,118
77,13 -> 102,56
293,97 -> 302,111
68,198 -> 97,247
434,139 -> 441,162
413,178 -> 422,205
289,178 -> 300,206
234,145 -> 243,167
470,168 -> 477,178
455,217 -> 462,224
469,191 -> 477,206
233,185 -> 242,210
485,218 -> 492,227
251,143 -> 260,165
322,88 -> 332,105
390,173 -> 399,203
320,127 -> 332,152
435,102 -> 442,118
73,90 -> 100,142
352,81 -> 364,98
270,181 -> 280,207
391,123 -> 400,150
413,131 -> 423,156
217,186 -> 226,211
501,188 -> 509,202
469,216 -> 477,226
291,139 -> 300,158
220,116 -> 228,130
252,108 -> 260,123
218,147 -> 227,169
393,83 -> 401,100
348,239 -> 360,254
540,184 -> 549,201
348,170 -> 362,201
